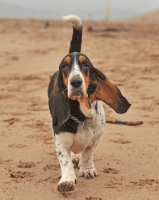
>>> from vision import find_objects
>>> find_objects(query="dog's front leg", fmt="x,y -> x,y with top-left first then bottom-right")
55,133 -> 77,192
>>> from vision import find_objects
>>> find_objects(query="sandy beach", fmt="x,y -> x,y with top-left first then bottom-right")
0,12 -> 159,200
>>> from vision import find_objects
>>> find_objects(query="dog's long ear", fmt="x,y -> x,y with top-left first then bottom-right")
89,67 -> 131,114
48,72 -> 70,134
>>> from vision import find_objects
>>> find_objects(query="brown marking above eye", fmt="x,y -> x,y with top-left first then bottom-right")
64,56 -> 71,65
79,55 -> 86,63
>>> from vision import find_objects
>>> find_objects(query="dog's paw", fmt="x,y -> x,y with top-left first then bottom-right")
72,157 -> 80,168
57,180 -> 77,192
79,167 -> 97,178
71,152 -> 81,168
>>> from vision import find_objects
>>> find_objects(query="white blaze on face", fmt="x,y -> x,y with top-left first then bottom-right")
67,54 -> 86,98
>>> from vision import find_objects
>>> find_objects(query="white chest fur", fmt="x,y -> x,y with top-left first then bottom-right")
70,101 -> 106,154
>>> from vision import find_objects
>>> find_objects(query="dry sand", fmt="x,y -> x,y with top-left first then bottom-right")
0,13 -> 159,200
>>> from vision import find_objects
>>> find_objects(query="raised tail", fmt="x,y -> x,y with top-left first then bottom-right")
63,15 -> 82,53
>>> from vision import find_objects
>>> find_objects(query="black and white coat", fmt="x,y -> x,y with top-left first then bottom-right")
48,15 -> 131,192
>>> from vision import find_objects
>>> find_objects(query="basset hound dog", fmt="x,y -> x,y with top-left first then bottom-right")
48,15 -> 131,192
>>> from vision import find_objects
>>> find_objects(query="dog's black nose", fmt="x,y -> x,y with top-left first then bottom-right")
71,78 -> 82,88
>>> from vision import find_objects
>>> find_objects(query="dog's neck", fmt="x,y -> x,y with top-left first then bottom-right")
77,98 -> 98,118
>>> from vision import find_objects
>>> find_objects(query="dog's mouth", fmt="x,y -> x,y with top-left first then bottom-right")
69,90 -> 85,100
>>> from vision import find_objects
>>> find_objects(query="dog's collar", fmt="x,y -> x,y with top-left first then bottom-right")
70,115 -> 89,129
69,101 -> 98,129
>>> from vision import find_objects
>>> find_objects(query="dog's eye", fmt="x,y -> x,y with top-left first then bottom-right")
62,64 -> 68,70
82,63 -> 87,68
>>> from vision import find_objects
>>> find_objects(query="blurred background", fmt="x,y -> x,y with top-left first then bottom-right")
1,0 -> 159,200
0,0 -> 159,20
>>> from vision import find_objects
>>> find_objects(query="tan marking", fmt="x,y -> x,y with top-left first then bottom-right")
76,72 -> 90,109
81,71 -> 90,90
63,71 -> 71,88
78,97 -> 91,109
64,56 -> 71,65
79,55 -> 86,63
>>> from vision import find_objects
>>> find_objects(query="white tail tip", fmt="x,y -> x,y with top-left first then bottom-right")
63,15 -> 82,27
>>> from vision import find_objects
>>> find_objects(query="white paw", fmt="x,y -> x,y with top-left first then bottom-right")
57,172 -> 77,192
79,166 -> 97,178
57,180 -> 76,192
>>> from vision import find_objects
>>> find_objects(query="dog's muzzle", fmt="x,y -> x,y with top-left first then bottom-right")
69,77 -> 84,99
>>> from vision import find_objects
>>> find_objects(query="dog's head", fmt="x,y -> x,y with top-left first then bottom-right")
58,52 -> 131,114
